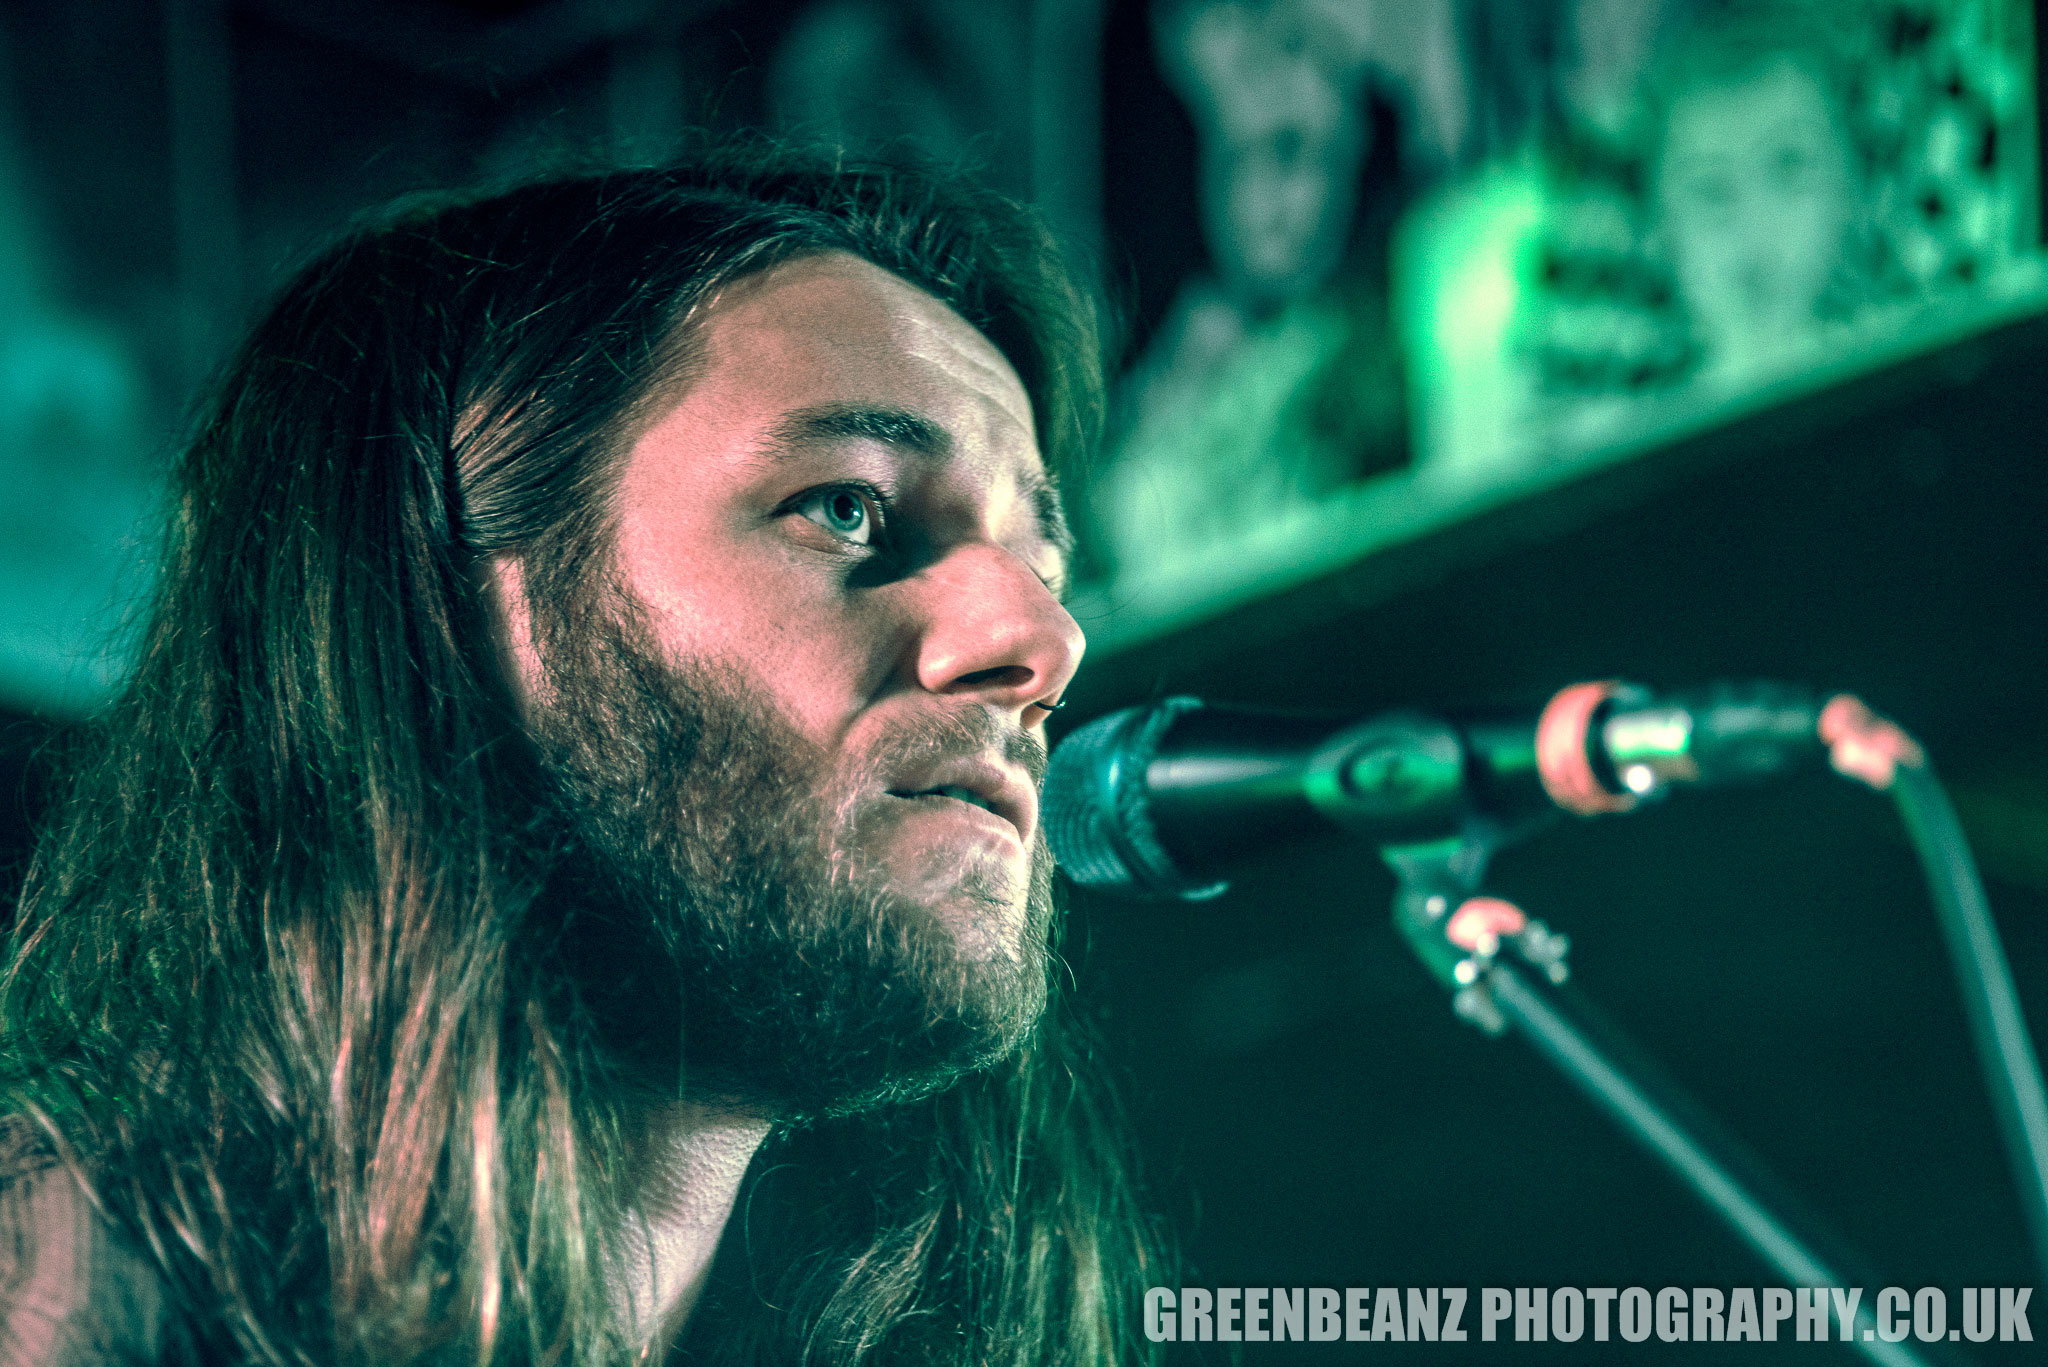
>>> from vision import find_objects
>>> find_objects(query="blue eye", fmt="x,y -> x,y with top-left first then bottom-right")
794,485 -> 880,546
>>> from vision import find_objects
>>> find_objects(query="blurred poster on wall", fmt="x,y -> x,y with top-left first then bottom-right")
1082,0 -> 2040,645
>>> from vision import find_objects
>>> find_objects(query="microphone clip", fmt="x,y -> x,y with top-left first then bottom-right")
1383,833 -> 1572,1036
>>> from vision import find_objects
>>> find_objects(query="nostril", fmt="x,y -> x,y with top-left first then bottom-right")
953,664 -> 1033,690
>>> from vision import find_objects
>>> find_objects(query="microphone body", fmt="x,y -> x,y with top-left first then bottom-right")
1044,682 -> 1824,899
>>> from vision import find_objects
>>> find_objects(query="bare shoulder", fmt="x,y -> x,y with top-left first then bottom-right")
0,1125 -> 173,1366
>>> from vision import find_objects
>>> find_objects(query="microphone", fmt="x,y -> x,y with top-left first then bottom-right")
1043,681 -> 1826,899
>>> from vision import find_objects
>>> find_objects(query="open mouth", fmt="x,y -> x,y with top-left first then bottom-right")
889,785 -> 999,814
882,758 -> 1033,846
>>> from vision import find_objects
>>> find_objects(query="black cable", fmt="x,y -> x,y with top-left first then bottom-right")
1890,762 -> 2048,1281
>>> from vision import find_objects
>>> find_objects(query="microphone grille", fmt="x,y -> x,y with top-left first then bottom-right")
1044,696 -> 1226,899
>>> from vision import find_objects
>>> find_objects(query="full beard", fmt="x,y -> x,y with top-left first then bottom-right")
523,592 -> 1055,1122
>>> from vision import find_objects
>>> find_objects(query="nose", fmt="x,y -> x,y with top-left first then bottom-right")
908,542 -> 1085,720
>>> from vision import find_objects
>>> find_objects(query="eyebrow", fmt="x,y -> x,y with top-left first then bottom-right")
762,404 -> 952,461
761,402 -> 1076,570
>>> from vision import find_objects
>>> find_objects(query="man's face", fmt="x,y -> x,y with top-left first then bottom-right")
500,252 -> 1084,1115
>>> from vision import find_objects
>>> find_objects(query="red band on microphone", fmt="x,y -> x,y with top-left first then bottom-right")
1536,680 -> 1637,815
1818,693 -> 1925,791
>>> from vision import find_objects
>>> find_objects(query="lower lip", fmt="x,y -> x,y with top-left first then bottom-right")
886,794 -> 1026,852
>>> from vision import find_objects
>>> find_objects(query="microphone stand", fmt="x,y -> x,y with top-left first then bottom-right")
1386,837 -> 1948,1367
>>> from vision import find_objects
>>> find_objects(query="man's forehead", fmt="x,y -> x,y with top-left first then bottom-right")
676,254 -> 1063,541
700,253 -> 1036,434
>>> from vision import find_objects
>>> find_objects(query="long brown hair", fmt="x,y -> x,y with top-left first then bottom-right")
0,143 -> 1160,1365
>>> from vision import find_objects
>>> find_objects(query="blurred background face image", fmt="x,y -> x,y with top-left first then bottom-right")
1169,0 -> 1371,305
1656,54 -> 1857,369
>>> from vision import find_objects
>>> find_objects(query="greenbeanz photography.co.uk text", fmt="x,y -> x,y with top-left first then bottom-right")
1144,1286 -> 2034,1345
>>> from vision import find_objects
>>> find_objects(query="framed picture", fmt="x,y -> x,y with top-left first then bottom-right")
1080,0 -> 2041,649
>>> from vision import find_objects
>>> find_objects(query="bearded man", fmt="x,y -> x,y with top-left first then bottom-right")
0,147 -> 1157,1365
